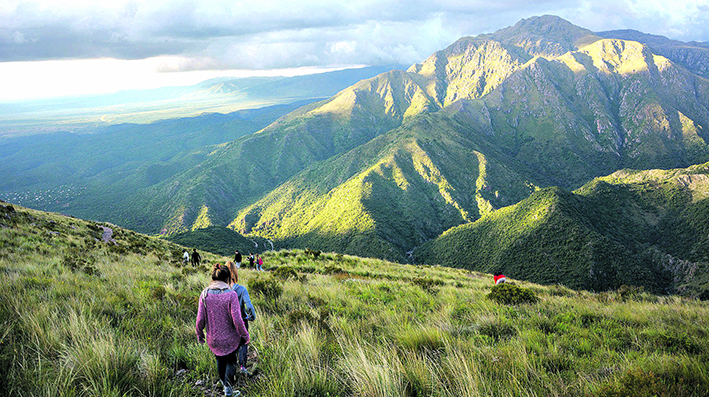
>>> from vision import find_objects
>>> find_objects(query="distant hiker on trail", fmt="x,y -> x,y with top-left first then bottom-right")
196,264 -> 250,397
226,261 -> 256,375
191,249 -> 201,267
234,251 -> 242,269
494,273 -> 507,285
256,254 -> 264,271
182,249 -> 189,265
248,253 -> 255,269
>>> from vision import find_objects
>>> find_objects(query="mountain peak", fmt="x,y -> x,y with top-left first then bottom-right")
492,15 -> 599,56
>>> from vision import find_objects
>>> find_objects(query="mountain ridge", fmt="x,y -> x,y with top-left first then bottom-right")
118,16 -> 709,265
4,15 -> 709,292
414,161 -> 709,296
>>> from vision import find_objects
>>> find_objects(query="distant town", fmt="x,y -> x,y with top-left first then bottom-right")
1,185 -> 87,208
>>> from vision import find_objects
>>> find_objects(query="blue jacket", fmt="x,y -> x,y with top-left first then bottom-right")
230,284 -> 256,321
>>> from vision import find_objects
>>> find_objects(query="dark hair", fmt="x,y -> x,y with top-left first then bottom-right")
211,263 -> 231,282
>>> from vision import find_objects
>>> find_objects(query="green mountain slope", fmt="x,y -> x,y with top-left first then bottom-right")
414,162 -> 709,296
10,16 -> 709,273
167,225 -> 272,257
129,67 -> 448,234
229,109 -> 540,261
223,25 -> 709,262
108,16 -> 709,268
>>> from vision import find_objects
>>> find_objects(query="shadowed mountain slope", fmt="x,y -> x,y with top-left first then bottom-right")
414,162 -> 709,296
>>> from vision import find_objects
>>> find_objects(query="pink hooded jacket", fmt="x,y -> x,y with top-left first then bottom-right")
196,281 -> 250,356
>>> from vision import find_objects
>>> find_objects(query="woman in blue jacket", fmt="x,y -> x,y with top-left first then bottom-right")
225,261 -> 256,374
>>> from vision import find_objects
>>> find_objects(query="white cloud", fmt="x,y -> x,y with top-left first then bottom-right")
1,0 -> 708,100
0,56 -> 350,101
565,0 -> 709,40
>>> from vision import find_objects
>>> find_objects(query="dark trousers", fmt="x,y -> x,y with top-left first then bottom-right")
238,320 -> 249,367
215,350 -> 237,387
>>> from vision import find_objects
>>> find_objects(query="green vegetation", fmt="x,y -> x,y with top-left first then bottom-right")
4,16 -> 709,271
416,164 -> 709,297
487,283 -> 539,305
133,16 -> 709,265
167,226 -> 271,257
3,202 -> 709,396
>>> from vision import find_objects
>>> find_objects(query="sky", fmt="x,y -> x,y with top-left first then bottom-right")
1,0 -> 708,101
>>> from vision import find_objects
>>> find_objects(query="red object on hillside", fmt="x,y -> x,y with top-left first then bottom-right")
494,274 -> 506,285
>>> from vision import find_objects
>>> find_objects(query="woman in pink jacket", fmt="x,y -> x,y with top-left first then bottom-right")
196,263 -> 250,397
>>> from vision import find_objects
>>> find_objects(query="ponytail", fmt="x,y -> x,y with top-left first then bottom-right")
211,263 -> 231,282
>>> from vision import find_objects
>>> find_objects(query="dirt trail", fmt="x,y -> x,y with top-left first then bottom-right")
99,225 -> 117,244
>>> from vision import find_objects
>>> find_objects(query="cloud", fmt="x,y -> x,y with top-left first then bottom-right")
1,0 -> 707,88
3,0 -> 705,65
563,0 -> 709,40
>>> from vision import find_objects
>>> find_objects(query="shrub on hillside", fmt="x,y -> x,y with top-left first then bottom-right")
596,363 -> 709,397
62,247 -> 100,276
323,265 -> 346,275
616,284 -> 644,301
412,277 -> 445,292
171,249 -> 184,265
487,283 -> 539,305
273,265 -> 298,281
304,248 -> 322,259
287,308 -> 316,326
248,276 -> 283,302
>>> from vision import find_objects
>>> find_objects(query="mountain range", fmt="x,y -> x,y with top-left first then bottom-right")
3,15 -> 709,295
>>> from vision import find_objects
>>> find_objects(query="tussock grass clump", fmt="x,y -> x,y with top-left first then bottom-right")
272,265 -> 299,280
487,283 -> 539,305
248,275 -> 284,302
411,276 -> 445,292
477,318 -> 518,342
394,325 -> 446,353
596,357 -> 709,397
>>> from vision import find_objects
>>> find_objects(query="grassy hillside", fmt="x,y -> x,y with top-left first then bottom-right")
415,162 -> 709,297
2,201 -> 709,396
167,225 -> 273,257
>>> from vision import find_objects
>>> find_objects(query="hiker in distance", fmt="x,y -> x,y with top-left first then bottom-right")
182,249 -> 189,265
494,272 -> 507,285
234,250 -> 242,268
191,248 -> 201,267
196,263 -> 250,397
256,254 -> 264,271
248,253 -> 255,269
226,261 -> 256,375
